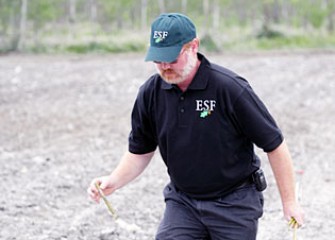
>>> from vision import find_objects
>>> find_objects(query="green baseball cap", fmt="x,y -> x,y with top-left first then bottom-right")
145,13 -> 196,63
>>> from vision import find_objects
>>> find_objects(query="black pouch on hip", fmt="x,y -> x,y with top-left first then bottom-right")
252,169 -> 267,191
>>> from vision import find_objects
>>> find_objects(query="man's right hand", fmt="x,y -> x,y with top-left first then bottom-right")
87,175 -> 116,203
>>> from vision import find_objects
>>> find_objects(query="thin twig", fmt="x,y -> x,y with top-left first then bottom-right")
95,182 -> 118,220
288,217 -> 298,240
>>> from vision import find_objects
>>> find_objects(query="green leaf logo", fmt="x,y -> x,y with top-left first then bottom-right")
155,37 -> 163,43
200,110 -> 211,118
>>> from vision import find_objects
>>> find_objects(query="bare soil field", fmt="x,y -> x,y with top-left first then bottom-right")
0,51 -> 334,240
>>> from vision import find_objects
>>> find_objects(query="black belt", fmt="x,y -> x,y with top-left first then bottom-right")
237,169 -> 267,192
236,176 -> 254,189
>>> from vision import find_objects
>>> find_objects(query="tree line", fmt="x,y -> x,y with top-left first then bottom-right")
0,0 -> 334,52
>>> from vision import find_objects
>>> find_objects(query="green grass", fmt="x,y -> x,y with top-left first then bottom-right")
255,35 -> 335,50
24,33 -> 148,54
219,27 -> 335,52
64,41 -> 145,54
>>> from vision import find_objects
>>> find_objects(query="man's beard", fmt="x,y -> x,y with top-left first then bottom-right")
156,51 -> 198,85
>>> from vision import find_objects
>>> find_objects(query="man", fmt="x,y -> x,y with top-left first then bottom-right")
88,13 -> 304,239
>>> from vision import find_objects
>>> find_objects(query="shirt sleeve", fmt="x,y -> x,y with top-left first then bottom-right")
128,85 -> 157,154
232,84 -> 283,152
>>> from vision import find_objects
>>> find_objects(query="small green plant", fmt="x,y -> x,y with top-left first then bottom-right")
256,25 -> 285,39
201,34 -> 220,52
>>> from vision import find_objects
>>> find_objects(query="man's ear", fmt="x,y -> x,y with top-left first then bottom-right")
190,38 -> 200,52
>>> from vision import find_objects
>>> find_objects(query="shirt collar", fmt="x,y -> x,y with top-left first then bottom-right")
161,53 -> 210,91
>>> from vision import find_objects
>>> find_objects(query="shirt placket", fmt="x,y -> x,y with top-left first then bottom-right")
178,93 -> 188,127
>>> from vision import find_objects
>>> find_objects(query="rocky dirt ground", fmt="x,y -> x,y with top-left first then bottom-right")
0,51 -> 334,240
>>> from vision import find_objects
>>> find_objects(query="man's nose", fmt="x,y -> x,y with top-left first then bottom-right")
160,62 -> 171,69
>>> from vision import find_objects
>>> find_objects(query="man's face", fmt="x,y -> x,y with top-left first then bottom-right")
154,46 -> 198,85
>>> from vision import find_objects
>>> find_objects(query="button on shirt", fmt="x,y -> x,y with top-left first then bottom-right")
129,54 -> 283,199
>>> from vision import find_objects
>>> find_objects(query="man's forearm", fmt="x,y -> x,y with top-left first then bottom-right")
267,140 -> 297,206
110,151 -> 155,191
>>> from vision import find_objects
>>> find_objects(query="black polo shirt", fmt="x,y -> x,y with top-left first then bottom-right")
129,53 -> 283,199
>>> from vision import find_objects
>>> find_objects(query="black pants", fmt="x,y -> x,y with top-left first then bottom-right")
156,182 -> 264,240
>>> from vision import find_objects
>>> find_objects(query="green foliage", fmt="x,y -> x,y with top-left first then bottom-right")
28,0 -> 60,26
0,0 -> 20,32
309,8 -> 327,28
1,0 -> 335,53
200,34 -> 220,52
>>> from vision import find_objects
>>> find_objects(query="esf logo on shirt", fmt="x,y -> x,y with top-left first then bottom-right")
195,100 -> 216,118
